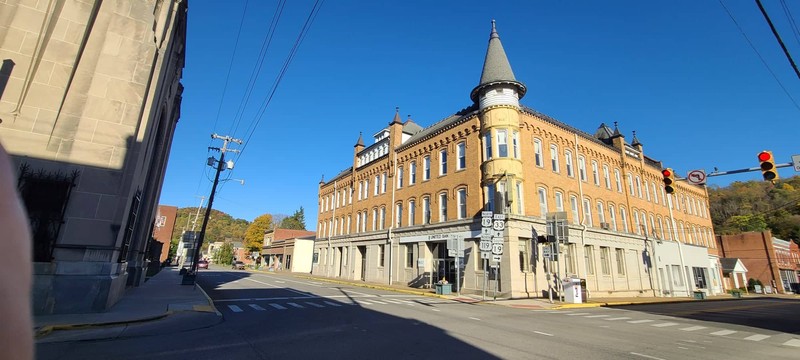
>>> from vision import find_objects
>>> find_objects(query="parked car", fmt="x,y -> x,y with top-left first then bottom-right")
231,261 -> 245,270
197,260 -> 209,269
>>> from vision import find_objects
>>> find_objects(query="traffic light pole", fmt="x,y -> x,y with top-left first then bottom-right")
706,163 -> 793,177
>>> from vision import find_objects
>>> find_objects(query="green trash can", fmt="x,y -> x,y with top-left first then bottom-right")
435,283 -> 452,295
693,291 -> 706,300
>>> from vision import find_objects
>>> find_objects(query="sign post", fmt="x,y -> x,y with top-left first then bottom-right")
480,211 -> 493,300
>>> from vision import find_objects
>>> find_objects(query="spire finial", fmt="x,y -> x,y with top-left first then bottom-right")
490,19 -> 498,39
390,107 -> 402,125
355,131 -> 364,147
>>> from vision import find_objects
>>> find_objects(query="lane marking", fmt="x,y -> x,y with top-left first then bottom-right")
534,331 -> 553,336
382,299 -> 401,304
566,313 -> 589,316
630,352 -> 665,360
228,305 -> 243,313
710,330 -> 737,336
604,317 -> 631,321
248,304 -> 266,311
468,317 -> 481,321
356,300 -> 373,305
370,300 -> 387,305
585,315 -> 610,318
287,302 -> 305,309
269,303 -> 287,310
677,347 -> 689,350
628,320 -> 654,324
744,334 -> 770,341
783,339 -> 800,347
323,301 -> 342,307
305,302 -> 325,308
431,308 -> 441,312
680,326 -> 707,331
244,278 -> 310,297
652,322 -> 679,327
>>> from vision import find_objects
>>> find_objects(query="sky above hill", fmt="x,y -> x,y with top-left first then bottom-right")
159,0 -> 800,228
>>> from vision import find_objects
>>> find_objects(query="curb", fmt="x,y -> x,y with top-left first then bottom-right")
195,283 -> 222,316
292,274 -> 451,300
34,312 -> 171,339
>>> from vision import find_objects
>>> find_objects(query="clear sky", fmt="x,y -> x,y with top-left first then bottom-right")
159,0 -> 800,229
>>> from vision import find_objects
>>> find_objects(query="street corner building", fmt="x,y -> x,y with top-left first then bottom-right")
0,0 -> 188,314
312,21 -> 722,300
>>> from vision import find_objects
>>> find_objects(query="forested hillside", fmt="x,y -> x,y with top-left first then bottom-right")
708,175 -> 800,244
169,207 -> 250,253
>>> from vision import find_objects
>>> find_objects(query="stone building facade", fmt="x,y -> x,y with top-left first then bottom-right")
312,22 -> 717,299
0,0 -> 187,314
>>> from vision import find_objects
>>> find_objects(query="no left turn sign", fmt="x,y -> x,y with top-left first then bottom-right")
686,169 -> 706,185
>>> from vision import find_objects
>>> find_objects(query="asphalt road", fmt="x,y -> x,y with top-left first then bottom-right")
36,269 -> 800,360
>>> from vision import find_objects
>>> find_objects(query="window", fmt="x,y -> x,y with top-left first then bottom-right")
406,244 -> 414,268
627,174 -> 634,195
355,213 -> 360,233
374,175 -> 379,195
519,241 -> 529,272
533,138 -> 543,167
603,165 -> 611,189
380,207 -> 386,230
439,192 -> 448,222
583,198 -> 593,226
484,133 -> 493,160
440,149 -> 447,175
600,247 -> 611,275
570,195 -> 580,225
596,201 -> 606,224
538,187 -> 548,218
397,166 -> 404,188
591,160 -> 599,185
565,150 -> 574,177
614,169 -> 622,192
381,173 -> 387,193
497,129 -> 508,157
615,248 -> 625,275
657,217 -> 665,240
486,184 -> 496,212
672,265 -> 683,286
620,207 -> 629,233
346,216 -> 351,234
550,145 -> 559,172
498,180 -> 507,213
512,131 -> 519,158
423,156 -> 431,180
564,244 -> 576,274
409,200 -> 416,226
644,180 -> 651,201
396,203 -> 403,227
349,187 -> 353,204
379,244 -> 385,267
651,183 -> 658,204
578,156 -> 587,181
457,188 -> 467,219
361,212 -> 367,232
636,176 -> 642,198
515,181 -> 524,214
357,182 -> 362,201
372,208 -> 378,231
554,191 -> 564,212
410,162 -> 417,185
364,180 -> 369,199
608,204 -> 617,231
457,142 -> 466,170
423,197 -> 431,224
640,211 -> 648,236
650,214 -> 656,238
584,245 -> 595,275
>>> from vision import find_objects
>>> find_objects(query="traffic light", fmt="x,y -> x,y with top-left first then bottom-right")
661,168 -> 675,194
758,150 -> 779,182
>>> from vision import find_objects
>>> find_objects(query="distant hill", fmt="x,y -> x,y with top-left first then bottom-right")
709,175 -> 800,244
169,207 -> 250,253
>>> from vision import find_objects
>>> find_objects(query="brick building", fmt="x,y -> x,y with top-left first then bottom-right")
313,22 -> 717,299
152,205 -> 178,264
262,228 -> 317,272
717,231 -> 800,294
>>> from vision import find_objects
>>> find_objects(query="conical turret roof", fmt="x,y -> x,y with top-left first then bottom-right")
470,20 -> 527,102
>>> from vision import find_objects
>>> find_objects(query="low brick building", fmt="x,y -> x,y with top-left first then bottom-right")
716,231 -> 800,294
153,205 -> 178,264
263,229 -> 317,272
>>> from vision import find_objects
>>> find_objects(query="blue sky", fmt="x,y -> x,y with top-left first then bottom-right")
159,0 -> 800,228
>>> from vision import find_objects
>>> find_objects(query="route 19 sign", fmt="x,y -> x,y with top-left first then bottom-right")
686,169 -> 706,185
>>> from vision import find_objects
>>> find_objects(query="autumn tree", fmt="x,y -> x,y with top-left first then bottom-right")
244,213 -> 273,251
279,207 -> 306,230
214,242 -> 234,265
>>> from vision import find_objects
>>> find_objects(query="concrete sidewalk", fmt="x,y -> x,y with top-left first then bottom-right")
34,266 -> 219,338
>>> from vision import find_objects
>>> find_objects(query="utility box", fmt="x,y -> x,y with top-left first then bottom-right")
563,277 -> 582,303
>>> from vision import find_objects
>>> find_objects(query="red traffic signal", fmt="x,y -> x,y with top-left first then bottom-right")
757,151 -> 778,182
661,167 -> 675,194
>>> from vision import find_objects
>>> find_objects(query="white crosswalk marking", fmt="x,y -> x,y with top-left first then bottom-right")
269,303 -> 287,310
287,302 -> 305,308
744,334 -> 770,341
369,300 -> 387,304
356,300 -> 373,305
652,322 -> 679,328
604,317 -> 631,321
382,299 -> 401,304
680,326 -> 707,331
249,304 -> 266,311
305,302 -> 325,308
585,315 -> 610,318
323,301 -> 342,307
566,313 -> 589,316
783,339 -> 800,347
628,319 -> 654,324
710,330 -> 737,336
228,305 -> 243,313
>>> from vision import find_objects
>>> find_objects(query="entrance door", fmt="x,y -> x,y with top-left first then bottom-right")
430,242 -> 457,291
358,246 -> 367,281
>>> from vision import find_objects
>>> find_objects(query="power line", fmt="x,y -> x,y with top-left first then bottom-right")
718,0 -> 800,111
754,0 -> 800,79
778,0 -> 800,48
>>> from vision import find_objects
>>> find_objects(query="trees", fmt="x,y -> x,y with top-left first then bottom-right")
279,207 -> 306,230
214,242 -> 234,265
244,214 -> 274,251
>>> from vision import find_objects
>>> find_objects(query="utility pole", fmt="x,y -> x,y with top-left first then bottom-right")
187,134 -> 242,278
